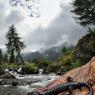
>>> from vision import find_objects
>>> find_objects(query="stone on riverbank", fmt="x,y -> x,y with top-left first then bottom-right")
0,72 -> 15,79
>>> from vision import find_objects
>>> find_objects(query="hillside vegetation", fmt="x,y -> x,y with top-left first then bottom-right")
56,29 -> 95,73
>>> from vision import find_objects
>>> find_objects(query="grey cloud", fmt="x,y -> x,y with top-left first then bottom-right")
0,3 -> 4,12
0,2 -> 25,50
0,1 -> 88,52
5,10 -> 24,25
26,5 -> 87,51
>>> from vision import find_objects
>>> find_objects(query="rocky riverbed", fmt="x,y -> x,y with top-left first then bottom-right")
0,73 -> 59,95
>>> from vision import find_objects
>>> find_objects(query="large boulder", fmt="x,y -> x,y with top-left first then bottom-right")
34,57 -> 95,95
0,68 -> 5,76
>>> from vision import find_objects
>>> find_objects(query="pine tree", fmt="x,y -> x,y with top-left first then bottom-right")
72,0 -> 95,26
6,25 -> 25,64
62,46 -> 67,54
0,49 -> 2,65
3,54 -> 8,63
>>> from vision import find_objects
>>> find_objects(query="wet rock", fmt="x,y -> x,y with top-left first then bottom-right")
0,72 -> 15,79
9,68 -> 13,71
0,67 -> 5,76
27,92 -> 40,95
0,79 -> 2,85
12,81 -> 18,86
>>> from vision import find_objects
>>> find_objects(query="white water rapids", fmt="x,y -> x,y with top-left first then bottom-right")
0,72 -> 59,95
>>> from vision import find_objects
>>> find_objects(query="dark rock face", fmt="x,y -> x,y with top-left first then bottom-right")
74,32 -> 95,63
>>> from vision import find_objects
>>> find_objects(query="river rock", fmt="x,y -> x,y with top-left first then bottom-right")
12,81 -> 18,86
0,67 -> 5,75
0,72 -> 15,79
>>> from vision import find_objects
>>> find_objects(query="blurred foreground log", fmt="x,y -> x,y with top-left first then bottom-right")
31,57 -> 95,95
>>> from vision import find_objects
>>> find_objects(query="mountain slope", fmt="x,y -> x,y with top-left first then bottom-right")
74,31 -> 95,63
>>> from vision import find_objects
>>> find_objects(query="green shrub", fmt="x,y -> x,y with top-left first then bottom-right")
57,51 -> 83,73
71,60 -> 82,69
22,64 -> 38,74
58,51 -> 75,66
39,60 -> 53,68
46,63 -> 60,73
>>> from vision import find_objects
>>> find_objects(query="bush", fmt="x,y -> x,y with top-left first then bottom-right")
58,51 -> 75,66
46,63 -> 60,73
39,60 -> 52,68
71,60 -> 82,69
21,64 -> 38,74
57,51 -> 83,73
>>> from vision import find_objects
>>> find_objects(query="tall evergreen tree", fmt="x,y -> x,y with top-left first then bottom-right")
6,25 -> 25,64
3,54 -> 8,63
0,49 -> 2,65
72,0 -> 95,26
62,46 -> 67,54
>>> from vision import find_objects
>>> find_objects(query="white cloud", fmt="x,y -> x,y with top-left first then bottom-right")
60,0 -> 73,6
39,0 -> 61,28
0,0 -> 87,52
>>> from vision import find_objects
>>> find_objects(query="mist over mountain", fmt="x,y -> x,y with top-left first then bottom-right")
22,45 -> 75,61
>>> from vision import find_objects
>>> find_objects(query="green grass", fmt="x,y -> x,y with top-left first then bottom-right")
2,63 -> 22,69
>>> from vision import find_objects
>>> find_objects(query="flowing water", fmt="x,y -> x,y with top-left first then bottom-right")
0,73 -> 59,95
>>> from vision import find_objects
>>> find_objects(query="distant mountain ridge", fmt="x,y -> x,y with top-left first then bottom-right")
22,45 -> 75,61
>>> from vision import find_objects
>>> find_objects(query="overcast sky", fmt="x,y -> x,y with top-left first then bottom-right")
0,0 -> 87,52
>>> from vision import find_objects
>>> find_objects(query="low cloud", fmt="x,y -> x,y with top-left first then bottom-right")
25,5 -> 87,51
0,0 -> 87,52
5,10 -> 24,25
